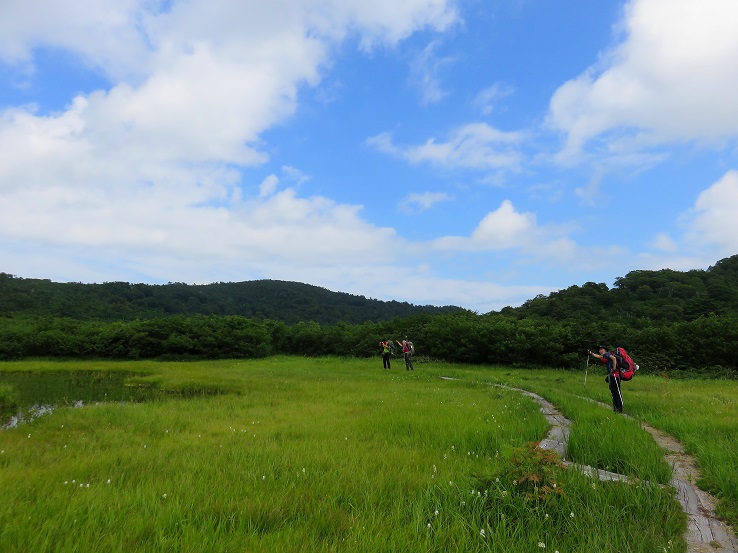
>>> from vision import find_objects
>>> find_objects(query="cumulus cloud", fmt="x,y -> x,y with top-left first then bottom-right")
367,123 -> 524,171
548,0 -> 738,160
0,0 -> 151,82
0,0 -> 458,281
0,0 -> 460,173
471,200 -> 534,247
430,200 -> 535,251
686,170 -> 738,255
634,171 -> 738,274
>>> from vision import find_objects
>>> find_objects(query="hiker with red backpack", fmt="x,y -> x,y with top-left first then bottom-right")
395,337 -> 414,371
588,345 -> 638,413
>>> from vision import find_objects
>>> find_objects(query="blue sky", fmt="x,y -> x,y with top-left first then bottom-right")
2,0 -> 738,313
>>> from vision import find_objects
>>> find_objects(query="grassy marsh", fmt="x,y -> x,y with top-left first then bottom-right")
1,356 -> 733,552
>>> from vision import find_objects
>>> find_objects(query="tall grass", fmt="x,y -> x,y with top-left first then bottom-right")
0,357 -> 691,552
0,383 -> 17,420
463,364 -> 738,529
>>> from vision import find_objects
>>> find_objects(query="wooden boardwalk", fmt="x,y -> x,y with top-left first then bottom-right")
496,384 -> 738,553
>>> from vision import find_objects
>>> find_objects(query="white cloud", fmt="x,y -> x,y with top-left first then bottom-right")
650,232 -> 677,253
259,174 -> 280,198
686,170 -> 738,255
0,0 -> 458,271
0,0 -> 151,82
548,0 -> 738,160
366,272 -> 550,313
471,200 -> 534,246
574,168 -> 603,206
431,200 -> 535,251
632,171 -> 738,274
368,123 -> 524,171
410,40 -> 454,105
1,0 -> 460,173
401,191 -> 451,213
282,165 -> 310,186
473,82 -> 514,116
0,181 -> 399,270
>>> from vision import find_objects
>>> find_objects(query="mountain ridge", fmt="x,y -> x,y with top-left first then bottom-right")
0,273 -> 462,325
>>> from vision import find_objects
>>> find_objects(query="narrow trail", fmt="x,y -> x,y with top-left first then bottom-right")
494,384 -> 738,553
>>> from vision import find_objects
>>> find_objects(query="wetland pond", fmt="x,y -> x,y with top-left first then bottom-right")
0,370 -> 162,427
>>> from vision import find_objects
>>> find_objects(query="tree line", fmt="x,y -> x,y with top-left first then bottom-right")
0,310 -> 735,376
1,255 -> 737,376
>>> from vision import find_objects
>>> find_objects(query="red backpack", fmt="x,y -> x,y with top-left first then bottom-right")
599,347 -> 637,380
613,347 -> 637,381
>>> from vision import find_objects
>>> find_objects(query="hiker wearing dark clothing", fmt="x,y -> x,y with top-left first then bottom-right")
379,340 -> 391,369
588,346 -> 623,413
396,338 -> 414,371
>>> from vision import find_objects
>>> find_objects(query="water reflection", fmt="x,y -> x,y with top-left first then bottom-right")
1,370 -> 158,428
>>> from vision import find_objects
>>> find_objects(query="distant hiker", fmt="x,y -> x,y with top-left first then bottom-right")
379,340 -> 391,369
396,337 -> 414,371
588,346 -> 623,413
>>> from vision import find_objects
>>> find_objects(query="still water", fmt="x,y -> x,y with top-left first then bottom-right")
1,370 -> 158,427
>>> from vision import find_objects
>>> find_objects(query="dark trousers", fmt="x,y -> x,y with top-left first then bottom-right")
608,373 -> 623,412
404,353 -> 414,370
382,353 -> 391,369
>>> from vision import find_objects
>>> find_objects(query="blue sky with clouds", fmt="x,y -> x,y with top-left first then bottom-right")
2,0 -> 737,312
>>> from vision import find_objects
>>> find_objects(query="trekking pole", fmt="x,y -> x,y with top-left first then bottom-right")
584,353 -> 589,386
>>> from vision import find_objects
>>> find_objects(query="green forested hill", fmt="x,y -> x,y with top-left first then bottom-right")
0,275 -> 461,324
1,257 -> 737,372
3,255 -> 738,325
502,255 -> 738,322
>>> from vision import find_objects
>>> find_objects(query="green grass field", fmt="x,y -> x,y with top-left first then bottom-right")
1,356 -> 735,552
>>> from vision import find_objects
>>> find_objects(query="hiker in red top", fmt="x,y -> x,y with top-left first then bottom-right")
395,337 -> 414,371
588,346 -> 623,413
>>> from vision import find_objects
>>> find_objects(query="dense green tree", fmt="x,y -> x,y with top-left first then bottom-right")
2,257 -> 738,375
0,274 -> 460,324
